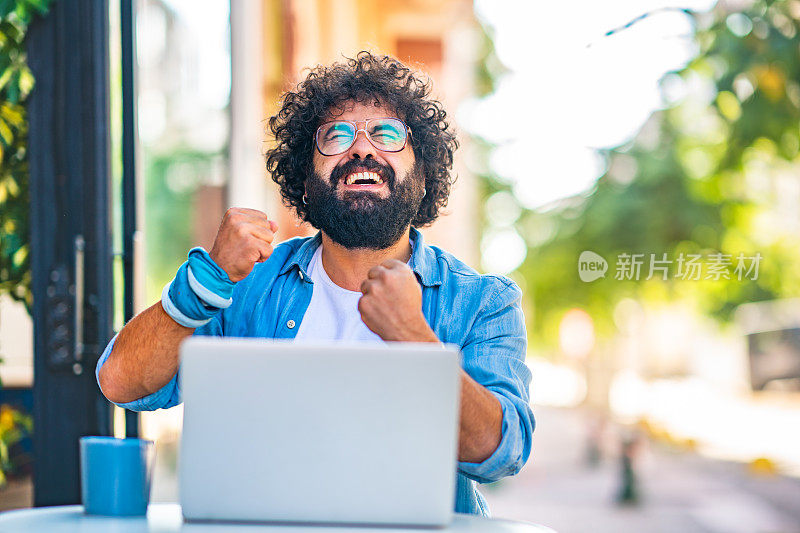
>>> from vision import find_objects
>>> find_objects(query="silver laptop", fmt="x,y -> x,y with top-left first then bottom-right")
178,337 -> 461,526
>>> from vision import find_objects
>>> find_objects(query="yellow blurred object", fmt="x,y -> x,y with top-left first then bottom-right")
0,406 -> 14,432
716,90 -> 742,121
638,417 -> 670,442
637,418 -> 658,437
748,457 -> 778,476
636,418 -> 698,451
753,64 -> 786,101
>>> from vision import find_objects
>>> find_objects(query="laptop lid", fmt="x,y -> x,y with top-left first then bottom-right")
178,337 -> 461,526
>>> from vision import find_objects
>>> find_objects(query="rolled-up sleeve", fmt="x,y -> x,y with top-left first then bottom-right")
457,280 -> 534,484
95,315 -> 223,412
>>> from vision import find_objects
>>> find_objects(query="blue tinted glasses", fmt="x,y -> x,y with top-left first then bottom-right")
315,118 -> 411,156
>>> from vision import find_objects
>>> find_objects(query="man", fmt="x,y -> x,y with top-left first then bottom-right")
97,51 -> 534,516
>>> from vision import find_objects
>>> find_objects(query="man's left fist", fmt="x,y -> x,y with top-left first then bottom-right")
358,260 -> 438,342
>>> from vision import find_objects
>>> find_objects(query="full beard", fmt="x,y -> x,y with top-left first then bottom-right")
305,160 -> 425,250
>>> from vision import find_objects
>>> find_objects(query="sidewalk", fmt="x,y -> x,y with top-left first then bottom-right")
482,406 -> 800,533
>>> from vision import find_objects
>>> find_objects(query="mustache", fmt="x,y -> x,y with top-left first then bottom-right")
329,159 -> 395,188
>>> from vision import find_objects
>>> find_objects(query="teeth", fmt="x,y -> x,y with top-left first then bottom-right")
345,171 -> 382,185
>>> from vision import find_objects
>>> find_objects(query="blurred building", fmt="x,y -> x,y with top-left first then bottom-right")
231,0 -> 481,265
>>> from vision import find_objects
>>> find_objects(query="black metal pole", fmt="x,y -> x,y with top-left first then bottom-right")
120,0 -> 140,439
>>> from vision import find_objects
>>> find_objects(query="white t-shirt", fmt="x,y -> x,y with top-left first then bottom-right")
293,246 -> 384,343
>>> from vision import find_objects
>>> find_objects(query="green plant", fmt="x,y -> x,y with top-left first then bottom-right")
478,1 -> 800,350
0,0 -> 52,313
0,403 -> 32,486
0,0 -> 53,488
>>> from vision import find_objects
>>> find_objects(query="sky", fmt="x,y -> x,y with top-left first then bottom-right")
465,0 -> 719,211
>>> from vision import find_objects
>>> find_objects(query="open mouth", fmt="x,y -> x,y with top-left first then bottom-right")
341,170 -> 386,189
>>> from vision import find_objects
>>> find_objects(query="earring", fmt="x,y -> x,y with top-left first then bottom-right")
302,194 -> 308,205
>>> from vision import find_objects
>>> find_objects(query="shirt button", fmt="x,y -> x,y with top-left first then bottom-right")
287,319 -> 296,329
299,271 -> 304,281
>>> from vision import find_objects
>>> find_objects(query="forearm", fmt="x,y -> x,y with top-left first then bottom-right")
98,301 -> 194,404
457,370 -> 503,463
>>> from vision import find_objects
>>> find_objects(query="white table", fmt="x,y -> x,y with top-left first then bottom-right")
0,503 -> 557,532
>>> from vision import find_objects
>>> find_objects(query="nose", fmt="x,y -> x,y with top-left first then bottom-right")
346,127 -> 378,160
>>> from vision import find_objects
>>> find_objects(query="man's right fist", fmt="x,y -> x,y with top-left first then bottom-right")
209,208 -> 279,282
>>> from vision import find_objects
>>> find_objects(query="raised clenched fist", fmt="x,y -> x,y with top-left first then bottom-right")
358,259 -> 439,343
209,207 -> 279,282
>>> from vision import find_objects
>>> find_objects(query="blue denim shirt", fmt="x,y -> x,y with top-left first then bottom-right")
96,227 -> 535,516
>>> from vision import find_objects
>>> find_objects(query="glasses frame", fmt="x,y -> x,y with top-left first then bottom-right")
314,117 -> 412,156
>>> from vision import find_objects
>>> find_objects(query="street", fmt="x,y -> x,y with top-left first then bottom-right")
482,406 -> 800,533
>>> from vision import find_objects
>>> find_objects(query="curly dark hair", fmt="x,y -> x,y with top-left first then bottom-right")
265,51 -> 458,227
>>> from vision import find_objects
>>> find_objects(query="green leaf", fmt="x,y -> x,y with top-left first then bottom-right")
23,0 -> 52,16
0,54 -> 11,76
0,103 -> 22,126
17,66 -> 33,96
5,174 -> 17,196
11,245 -> 27,267
19,65 -> 36,98
0,22 -> 21,45
3,69 -> 19,103
0,67 -> 14,93
0,117 -> 12,145
0,0 -> 15,20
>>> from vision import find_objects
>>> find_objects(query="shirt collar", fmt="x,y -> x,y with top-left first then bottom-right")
408,227 -> 442,287
279,231 -> 322,279
280,227 -> 442,287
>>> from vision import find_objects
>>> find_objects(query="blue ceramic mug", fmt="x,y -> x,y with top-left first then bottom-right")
79,436 -> 155,516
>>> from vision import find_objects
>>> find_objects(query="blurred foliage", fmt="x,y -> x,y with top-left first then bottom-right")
0,0 -> 51,487
0,403 -> 31,486
144,149 -> 224,303
0,0 -> 51,314
491,0 -> 800,350
474,22 -> 509,99
474,21 -> 518,265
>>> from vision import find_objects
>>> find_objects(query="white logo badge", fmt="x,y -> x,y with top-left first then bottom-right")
578,251 -> 607,282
